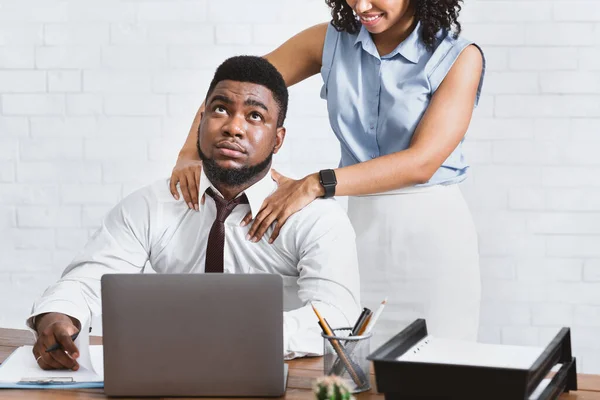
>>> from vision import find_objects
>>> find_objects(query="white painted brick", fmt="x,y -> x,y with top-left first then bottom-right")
462,24 -> 526,46
148,138 -> 184,162
2,94 -> 65,115
48,71 -> 81,92
479,257 -> 517,280
168,94 -> 204,117
208,0 -> 286,23
17,162 -> 102,184
526,23 -> 595,46
467,117 -> 534,140
84,70 -> 152,93
36,46 -> 101,69
110,23 -> 148,45
528,213 -> 600,235
517,258 -> 583,282
502,326 -> 540,346
215,24 -> 252,45
480,301 -> 530,326
0,162 -> 15,182
147,23 -> 214,45
461,140 -> 491,165
546,188 -> 600,212
461,184 -> 508,211
474,94 -> 494,117
533,118 -> 571,142
44,23 -> 110,45
509,48 -> 577,71
580,48 -> 600,70
153,70 -> 212,93
0,23 -> 43,45
0,1 -> 68,22
97,116 -> 162,138
540,71 -> 600,94
496,95 -> 600,118
564,141 -> 600,165
56,228 -> 91,250
581,350 -> 600,374
104,94 -> 166,116
483,72 -> 539,94
7,228 -> 55,250
542,166 -> 600,187
66,94 -> 103,115
20,138 -> 83,161
291,136 -> 340,164
471,165 -> 542,186
479,233 -> 546,257
509,188 -> 545,210
102,162 -> 171,183
0,184 -> 59,205
0,206 -> 15,228
574,305 -> 600,326
81,205 -> 112,227
30,117 -> 96,138
0,249 -> 54,272
572,119 -> 600,141
583,260 -> 600,282
480,47 -> 509,72
17,206 -> 80,228
0,117 -> 29,137
472,210 -> 527,234
572,328 -> 600,350
547,236 -> 600,257
61,184 -> 122,205
138,1 -> 208,22
0,46 -> 35,68
67,1 -> 136,22
252,24 -> 307,46
554,1 -> 600,21
492,140 -> 563,165
478,325 -> 501,344
462,2 -> 552,23
102,45 -> 167,69
168,46 -> 259,69
0,140 -> 18,161
532,303 -> 574,326
84,138 -> 147,160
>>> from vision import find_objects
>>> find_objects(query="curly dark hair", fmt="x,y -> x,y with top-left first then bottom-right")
325,0 -> 463,51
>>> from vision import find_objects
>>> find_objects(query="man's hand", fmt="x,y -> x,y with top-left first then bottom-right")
33,312 -> 81,370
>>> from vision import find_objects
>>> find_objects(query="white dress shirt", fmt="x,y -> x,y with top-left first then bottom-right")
27,170 -> 361,359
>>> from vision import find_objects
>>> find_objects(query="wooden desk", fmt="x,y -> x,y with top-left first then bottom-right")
1,328 -> 600,399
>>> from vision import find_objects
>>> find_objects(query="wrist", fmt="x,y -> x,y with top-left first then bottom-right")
178,148 -> 200,161
305,173 -> 325,198
35,312 -> 78,333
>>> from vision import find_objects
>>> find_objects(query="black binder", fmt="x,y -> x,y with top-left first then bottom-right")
368,319 -> 577,400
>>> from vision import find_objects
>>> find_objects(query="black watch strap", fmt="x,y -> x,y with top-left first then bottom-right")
319,169 -> 337,199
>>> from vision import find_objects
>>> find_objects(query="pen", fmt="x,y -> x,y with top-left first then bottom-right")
45,332 -> 79,353
312,303 -> 368,387
351,308 -> 370,335
363,297 -> 387,335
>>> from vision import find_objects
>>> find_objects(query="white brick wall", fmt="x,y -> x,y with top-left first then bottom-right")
1,0 -> 600,373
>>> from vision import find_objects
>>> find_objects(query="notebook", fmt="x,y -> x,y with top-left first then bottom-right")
0,323 -> 104,389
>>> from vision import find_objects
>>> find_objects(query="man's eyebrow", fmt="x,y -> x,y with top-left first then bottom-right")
244,98 -> 268,112
209,94 -> 232,105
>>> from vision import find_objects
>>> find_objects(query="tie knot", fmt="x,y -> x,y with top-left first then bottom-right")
205,187 -> 249,222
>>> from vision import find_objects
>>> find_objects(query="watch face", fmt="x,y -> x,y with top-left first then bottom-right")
321,169 -> 336,185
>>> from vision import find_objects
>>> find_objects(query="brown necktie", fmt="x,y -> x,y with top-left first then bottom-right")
204,187 -> 249,273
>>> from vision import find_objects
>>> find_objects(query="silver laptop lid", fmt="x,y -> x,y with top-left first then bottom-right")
101,273 -> 284,397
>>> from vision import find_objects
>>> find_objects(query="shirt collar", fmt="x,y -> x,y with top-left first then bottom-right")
199,169 -> 276,218
354,21 -> 426,63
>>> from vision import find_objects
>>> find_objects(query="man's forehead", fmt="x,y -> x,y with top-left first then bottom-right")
210,80 -> 274,103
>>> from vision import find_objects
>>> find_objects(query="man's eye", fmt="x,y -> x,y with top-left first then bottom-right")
214,106 -> 227,114
250,112 -> 263,121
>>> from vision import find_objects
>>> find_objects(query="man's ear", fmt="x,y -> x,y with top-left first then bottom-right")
272,127 -> 286,154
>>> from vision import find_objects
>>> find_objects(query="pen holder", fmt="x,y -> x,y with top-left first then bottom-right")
321,328 -> 372,393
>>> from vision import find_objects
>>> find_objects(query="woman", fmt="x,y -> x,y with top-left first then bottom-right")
170,0 -> 485,344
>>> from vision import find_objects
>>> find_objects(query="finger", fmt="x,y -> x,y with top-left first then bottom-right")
240,211 -> 253,227
169,173 -> 180,200
41,331 -> 78,370
56,330 -> 80,359
200,193 -> 206,206
250,210 -> 279,242
178,176 -> 192,208
194,167 -> 201,210
269,212 -> 291,244
247,206 -> 271,238
37,348 -> 64,370
186,172 -> 199,211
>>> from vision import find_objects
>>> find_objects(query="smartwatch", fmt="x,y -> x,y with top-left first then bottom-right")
319,169 -> 337,198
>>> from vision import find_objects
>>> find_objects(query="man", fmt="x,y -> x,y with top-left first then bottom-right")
27,56 -> 361,371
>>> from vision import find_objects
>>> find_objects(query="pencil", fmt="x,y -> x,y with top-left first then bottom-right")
45,332 -> 79,353
363,297 -> 387,335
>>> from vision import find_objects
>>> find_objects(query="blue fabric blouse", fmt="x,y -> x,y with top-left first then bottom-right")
320,22 -> 486,186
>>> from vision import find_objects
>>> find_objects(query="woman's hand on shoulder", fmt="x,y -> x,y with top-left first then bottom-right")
169,153 -> 203,210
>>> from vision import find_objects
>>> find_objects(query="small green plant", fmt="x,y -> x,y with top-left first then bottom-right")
313,376 -> 355,400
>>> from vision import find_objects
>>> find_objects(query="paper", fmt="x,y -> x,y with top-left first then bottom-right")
396,336 -> 544,369
0,321 -> 104,388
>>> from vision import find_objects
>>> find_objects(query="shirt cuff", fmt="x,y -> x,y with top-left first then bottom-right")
26,300 -> 91,338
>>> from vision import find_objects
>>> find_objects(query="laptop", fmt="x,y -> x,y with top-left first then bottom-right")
101,273 -> 286,397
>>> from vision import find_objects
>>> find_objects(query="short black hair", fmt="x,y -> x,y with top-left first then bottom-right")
205,56 -> 288,127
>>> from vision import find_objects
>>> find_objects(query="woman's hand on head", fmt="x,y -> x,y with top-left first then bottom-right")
170,155 -> 203,210
241,169 -> 324,244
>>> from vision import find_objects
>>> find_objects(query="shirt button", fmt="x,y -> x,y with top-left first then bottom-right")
371,154 -> 376,159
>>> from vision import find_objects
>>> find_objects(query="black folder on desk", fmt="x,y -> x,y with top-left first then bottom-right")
368,319 -> 577,400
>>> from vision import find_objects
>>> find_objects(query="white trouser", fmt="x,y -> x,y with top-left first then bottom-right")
347,184 -> 481,348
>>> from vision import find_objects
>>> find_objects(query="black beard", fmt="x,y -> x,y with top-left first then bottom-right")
197,142 -> 273,187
